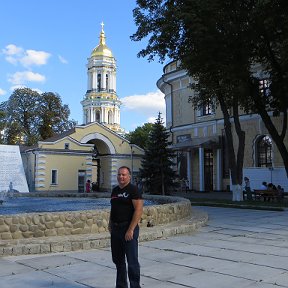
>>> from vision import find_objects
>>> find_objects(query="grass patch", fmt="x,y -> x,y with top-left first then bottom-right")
189,198 -> 286,211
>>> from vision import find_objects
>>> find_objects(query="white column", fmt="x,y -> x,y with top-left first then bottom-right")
101,70 -> 105,90
89,107 -> 93,122
89,108 -> 93,123
216,148 -> 222,191
100,107 -> 104,123
104,107 -> 107,123
92,107 -> 96,122
92,70 -> 97,90
113,71 -> 116,92
108,72 -> 112,91
199,147 -> 205,191
112,108 -> 115,124
87,72 -> 91,91
83,109 -> 86,124
187,150 -> 192,189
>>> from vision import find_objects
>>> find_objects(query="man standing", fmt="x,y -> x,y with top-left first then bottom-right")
109,166 -> 143,288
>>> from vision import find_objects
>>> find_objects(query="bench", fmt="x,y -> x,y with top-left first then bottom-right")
253,189 -> 283,202
243,189 -> 285,202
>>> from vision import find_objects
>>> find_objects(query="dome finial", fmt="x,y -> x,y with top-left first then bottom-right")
99,21 -> 105,45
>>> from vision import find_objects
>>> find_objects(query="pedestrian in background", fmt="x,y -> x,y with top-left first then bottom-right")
85,179 -> 91,193
244,177 -> 252,200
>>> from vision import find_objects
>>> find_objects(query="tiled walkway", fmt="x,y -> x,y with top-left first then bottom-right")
1,206 -> 287,287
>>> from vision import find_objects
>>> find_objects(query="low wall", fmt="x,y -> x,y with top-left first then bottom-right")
0,195 -> 192,241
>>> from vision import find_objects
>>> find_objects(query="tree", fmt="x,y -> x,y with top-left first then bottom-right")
5,87 -> 41,145
131,0 -> 288,199
139,113 -> 178,195
132,0 -> 251,200
38,92 -> 76,140
0,88 -> 76,146
246,0 -> 288,177
125,123 -> 153,149
0,108 -> 6,144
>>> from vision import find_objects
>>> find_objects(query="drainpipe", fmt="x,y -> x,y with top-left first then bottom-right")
162,77 -> 174,142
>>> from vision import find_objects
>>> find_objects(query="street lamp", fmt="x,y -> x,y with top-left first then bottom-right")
130,144 -> 135,184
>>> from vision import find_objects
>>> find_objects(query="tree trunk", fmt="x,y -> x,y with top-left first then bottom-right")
258,109 -> 288,178
218,96 -> 245,201
231,184 -> 243,201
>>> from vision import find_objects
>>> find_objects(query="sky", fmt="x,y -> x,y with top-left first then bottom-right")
0,0 -> 167,132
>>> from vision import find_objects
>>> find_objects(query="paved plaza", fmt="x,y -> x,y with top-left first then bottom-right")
0,206 -> 288,288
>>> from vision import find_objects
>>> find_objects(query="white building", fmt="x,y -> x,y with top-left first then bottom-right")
157,60 -> 288,192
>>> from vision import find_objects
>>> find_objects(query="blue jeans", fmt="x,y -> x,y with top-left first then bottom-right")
111,223 -> 140,288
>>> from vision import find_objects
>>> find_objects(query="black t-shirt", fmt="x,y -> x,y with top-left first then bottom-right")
110,183 -> 142,223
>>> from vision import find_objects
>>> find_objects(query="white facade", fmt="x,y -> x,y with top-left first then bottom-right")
157,60 -> 288,192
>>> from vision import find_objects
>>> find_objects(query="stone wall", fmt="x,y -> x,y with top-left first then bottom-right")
0,195 -> 192,241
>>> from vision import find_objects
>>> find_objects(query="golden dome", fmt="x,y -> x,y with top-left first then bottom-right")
91,23 -> 113,58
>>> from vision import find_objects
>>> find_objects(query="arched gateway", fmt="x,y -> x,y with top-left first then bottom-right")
22,122 -> 143,193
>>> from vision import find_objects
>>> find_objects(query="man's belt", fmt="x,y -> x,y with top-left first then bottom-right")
112,221 -> 129,227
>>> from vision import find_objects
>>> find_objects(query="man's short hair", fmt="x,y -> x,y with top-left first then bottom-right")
118,166 -> 131,175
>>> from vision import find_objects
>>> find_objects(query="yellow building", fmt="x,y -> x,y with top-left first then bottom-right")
21,24 -> 143,193
157,60 -> 288,192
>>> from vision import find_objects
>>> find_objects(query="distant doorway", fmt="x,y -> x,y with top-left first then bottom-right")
204,149 -> 213,191
92,159 -> 101,191
78,170 -> 86,193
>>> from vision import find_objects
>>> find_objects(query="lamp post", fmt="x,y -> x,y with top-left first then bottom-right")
269,166 -> 273,183
130,144 -> 134,184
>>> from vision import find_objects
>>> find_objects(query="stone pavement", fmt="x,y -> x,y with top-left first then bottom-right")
0,206 -> 288,288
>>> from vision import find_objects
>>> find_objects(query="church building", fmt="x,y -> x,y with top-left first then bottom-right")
22,24 -> 144,193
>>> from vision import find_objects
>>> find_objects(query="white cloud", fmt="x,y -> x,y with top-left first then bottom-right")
0,88 -> 7,96
58,55 -> 68,64
20,50 -> 50,67
5,55 -> 18,65
8,71 -> 46,85
10,85 -> 26,91
9,85 -> 43,94
2,44 -> 23,56
121,90 -> 165,115
147,116 -> 158,123
121,90 -> 166,131
2,44 -> 50,67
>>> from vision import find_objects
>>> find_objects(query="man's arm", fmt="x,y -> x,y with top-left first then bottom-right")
125,199 -> 143,241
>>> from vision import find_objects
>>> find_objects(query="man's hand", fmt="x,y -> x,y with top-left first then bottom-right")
125,229 -> 134,241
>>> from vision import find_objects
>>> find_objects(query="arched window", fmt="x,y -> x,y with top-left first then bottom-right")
97,74 -> 101,91
106,74 -> 109,91
257,135 -> 272,167
108,110 -> 113,124
96,110 -> 100,123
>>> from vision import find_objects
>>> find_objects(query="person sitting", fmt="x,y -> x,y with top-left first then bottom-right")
265,183 -> 277,202
260,181 -> 267,190
277,185 -> 284,201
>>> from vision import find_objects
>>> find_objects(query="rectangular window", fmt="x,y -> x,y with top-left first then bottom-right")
259,79 -> 270,97
196,98 -> 214,117
64,143 -> 69,149
202,102 -> 212,115
51,169 -> 58,185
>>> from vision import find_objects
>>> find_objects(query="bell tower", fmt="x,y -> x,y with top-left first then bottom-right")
81,23 -> 124,134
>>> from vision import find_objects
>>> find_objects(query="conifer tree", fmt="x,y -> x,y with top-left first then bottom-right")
139,113 -> 178,195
